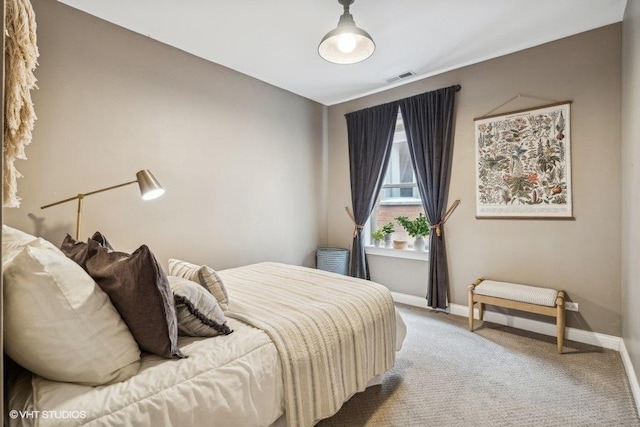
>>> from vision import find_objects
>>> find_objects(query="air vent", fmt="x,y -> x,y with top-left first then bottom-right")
384,70 -> 416,84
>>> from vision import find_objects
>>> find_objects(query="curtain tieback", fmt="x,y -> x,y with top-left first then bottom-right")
430,200 -> 461,237
344,207 -> 365,238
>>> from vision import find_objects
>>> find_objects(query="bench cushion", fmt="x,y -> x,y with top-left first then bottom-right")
474,280 -> 558,307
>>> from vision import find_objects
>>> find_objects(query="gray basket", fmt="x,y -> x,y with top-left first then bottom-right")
316,247 -> 350,276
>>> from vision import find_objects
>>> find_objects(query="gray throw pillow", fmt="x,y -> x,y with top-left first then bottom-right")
168,276 -> 233,337
69,238 -> 184,359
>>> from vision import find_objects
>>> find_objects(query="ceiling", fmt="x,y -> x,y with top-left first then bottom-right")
58,0 -> 627,106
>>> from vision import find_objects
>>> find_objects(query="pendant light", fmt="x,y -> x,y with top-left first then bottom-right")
318,0 -> 375,64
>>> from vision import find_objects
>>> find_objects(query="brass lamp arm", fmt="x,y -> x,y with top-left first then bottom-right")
39,169 -> 164,241
40,180 -> 138,209
41,180 -> 138,240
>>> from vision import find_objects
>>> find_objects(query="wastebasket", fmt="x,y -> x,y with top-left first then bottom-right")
316,247 -> 350,276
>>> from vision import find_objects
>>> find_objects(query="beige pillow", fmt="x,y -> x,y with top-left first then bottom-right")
168,258 -> 229,310
3,238 -> 141,386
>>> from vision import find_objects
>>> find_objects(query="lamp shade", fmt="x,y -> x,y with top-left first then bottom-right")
136,169 -> 165,200
318,2 -> 375,64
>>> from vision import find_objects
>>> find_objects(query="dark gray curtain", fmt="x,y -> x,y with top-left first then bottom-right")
345,102 -> 399,279
399,86 -> 458,309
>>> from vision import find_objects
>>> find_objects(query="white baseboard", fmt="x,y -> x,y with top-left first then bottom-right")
391,291 -> 621,350
620,340 -> 640,416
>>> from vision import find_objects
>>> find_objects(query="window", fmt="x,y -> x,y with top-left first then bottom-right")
367,113 -> 425,246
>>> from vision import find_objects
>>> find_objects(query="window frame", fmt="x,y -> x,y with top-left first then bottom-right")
365,112 -> 427,254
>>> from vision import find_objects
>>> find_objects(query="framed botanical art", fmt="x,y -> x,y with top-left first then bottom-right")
474,101 -> 572,218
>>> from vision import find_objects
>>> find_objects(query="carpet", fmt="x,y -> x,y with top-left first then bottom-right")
318,304 -> 640,426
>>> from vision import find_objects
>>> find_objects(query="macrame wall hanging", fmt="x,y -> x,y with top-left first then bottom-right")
3,0 -> 38,208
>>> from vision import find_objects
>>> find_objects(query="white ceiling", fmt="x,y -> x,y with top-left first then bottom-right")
58,0 -> 627,106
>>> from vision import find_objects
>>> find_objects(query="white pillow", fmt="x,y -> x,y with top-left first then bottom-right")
2,225 -> 38,263
3,238 -> 141,386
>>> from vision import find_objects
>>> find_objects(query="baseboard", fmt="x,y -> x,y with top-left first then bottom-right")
620,340 -> 640,416
391,291 -> 621,351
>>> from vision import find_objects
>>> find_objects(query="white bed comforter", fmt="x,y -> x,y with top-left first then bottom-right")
220,263 -> 397,427
9,318 -> 284,427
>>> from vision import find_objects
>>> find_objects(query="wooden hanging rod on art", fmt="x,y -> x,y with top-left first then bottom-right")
475,94 -> 571,121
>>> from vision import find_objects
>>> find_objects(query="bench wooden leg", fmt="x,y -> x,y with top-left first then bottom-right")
468,280 -> 483,332
556,291 -> 566,354
478,303 -> 484,322
468,292 -> 474,331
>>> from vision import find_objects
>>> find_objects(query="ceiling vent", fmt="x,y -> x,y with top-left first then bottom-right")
384,70 -> 415,84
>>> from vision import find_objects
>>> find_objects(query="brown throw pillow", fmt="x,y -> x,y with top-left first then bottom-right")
65,238 -> 183,359
61,232 -> 113,264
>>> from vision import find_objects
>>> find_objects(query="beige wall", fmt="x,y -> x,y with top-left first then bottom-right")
328,25 -> 622,336
2,0 -> 327,270
622,0 -> 640,386
1,2 -> 627,339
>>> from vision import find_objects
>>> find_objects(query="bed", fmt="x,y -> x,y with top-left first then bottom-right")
3,226 -> 406,427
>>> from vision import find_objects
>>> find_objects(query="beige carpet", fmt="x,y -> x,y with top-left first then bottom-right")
318,304 -> 640,426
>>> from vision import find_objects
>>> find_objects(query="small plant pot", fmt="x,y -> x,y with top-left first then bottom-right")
384,234 -> 393,248
413,237 -> 426,251
393,239 -> 407,250
374,239 -> 383,248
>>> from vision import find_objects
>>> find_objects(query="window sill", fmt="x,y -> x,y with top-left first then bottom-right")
365,246 -> 429,261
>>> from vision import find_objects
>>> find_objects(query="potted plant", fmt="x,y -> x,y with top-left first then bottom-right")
381,222 -> 395,248
395,213 -> 430,251
371,230 -> 385,247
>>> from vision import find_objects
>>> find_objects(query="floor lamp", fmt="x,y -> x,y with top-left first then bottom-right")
41,169 -> 165,240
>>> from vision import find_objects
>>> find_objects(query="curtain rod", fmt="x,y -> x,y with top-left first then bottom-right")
345,84 -> 461,117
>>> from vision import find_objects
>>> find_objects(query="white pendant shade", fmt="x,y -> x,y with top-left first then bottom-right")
318,1 -> 375,65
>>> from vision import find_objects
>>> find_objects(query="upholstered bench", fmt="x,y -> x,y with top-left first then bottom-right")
468,278 -> 566,353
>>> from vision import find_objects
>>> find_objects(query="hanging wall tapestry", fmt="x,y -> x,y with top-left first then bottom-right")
3,0 -> 39,208
474,101 -> 572,218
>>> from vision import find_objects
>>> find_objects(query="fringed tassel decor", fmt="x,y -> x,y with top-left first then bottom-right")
3,0 -> 38,208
